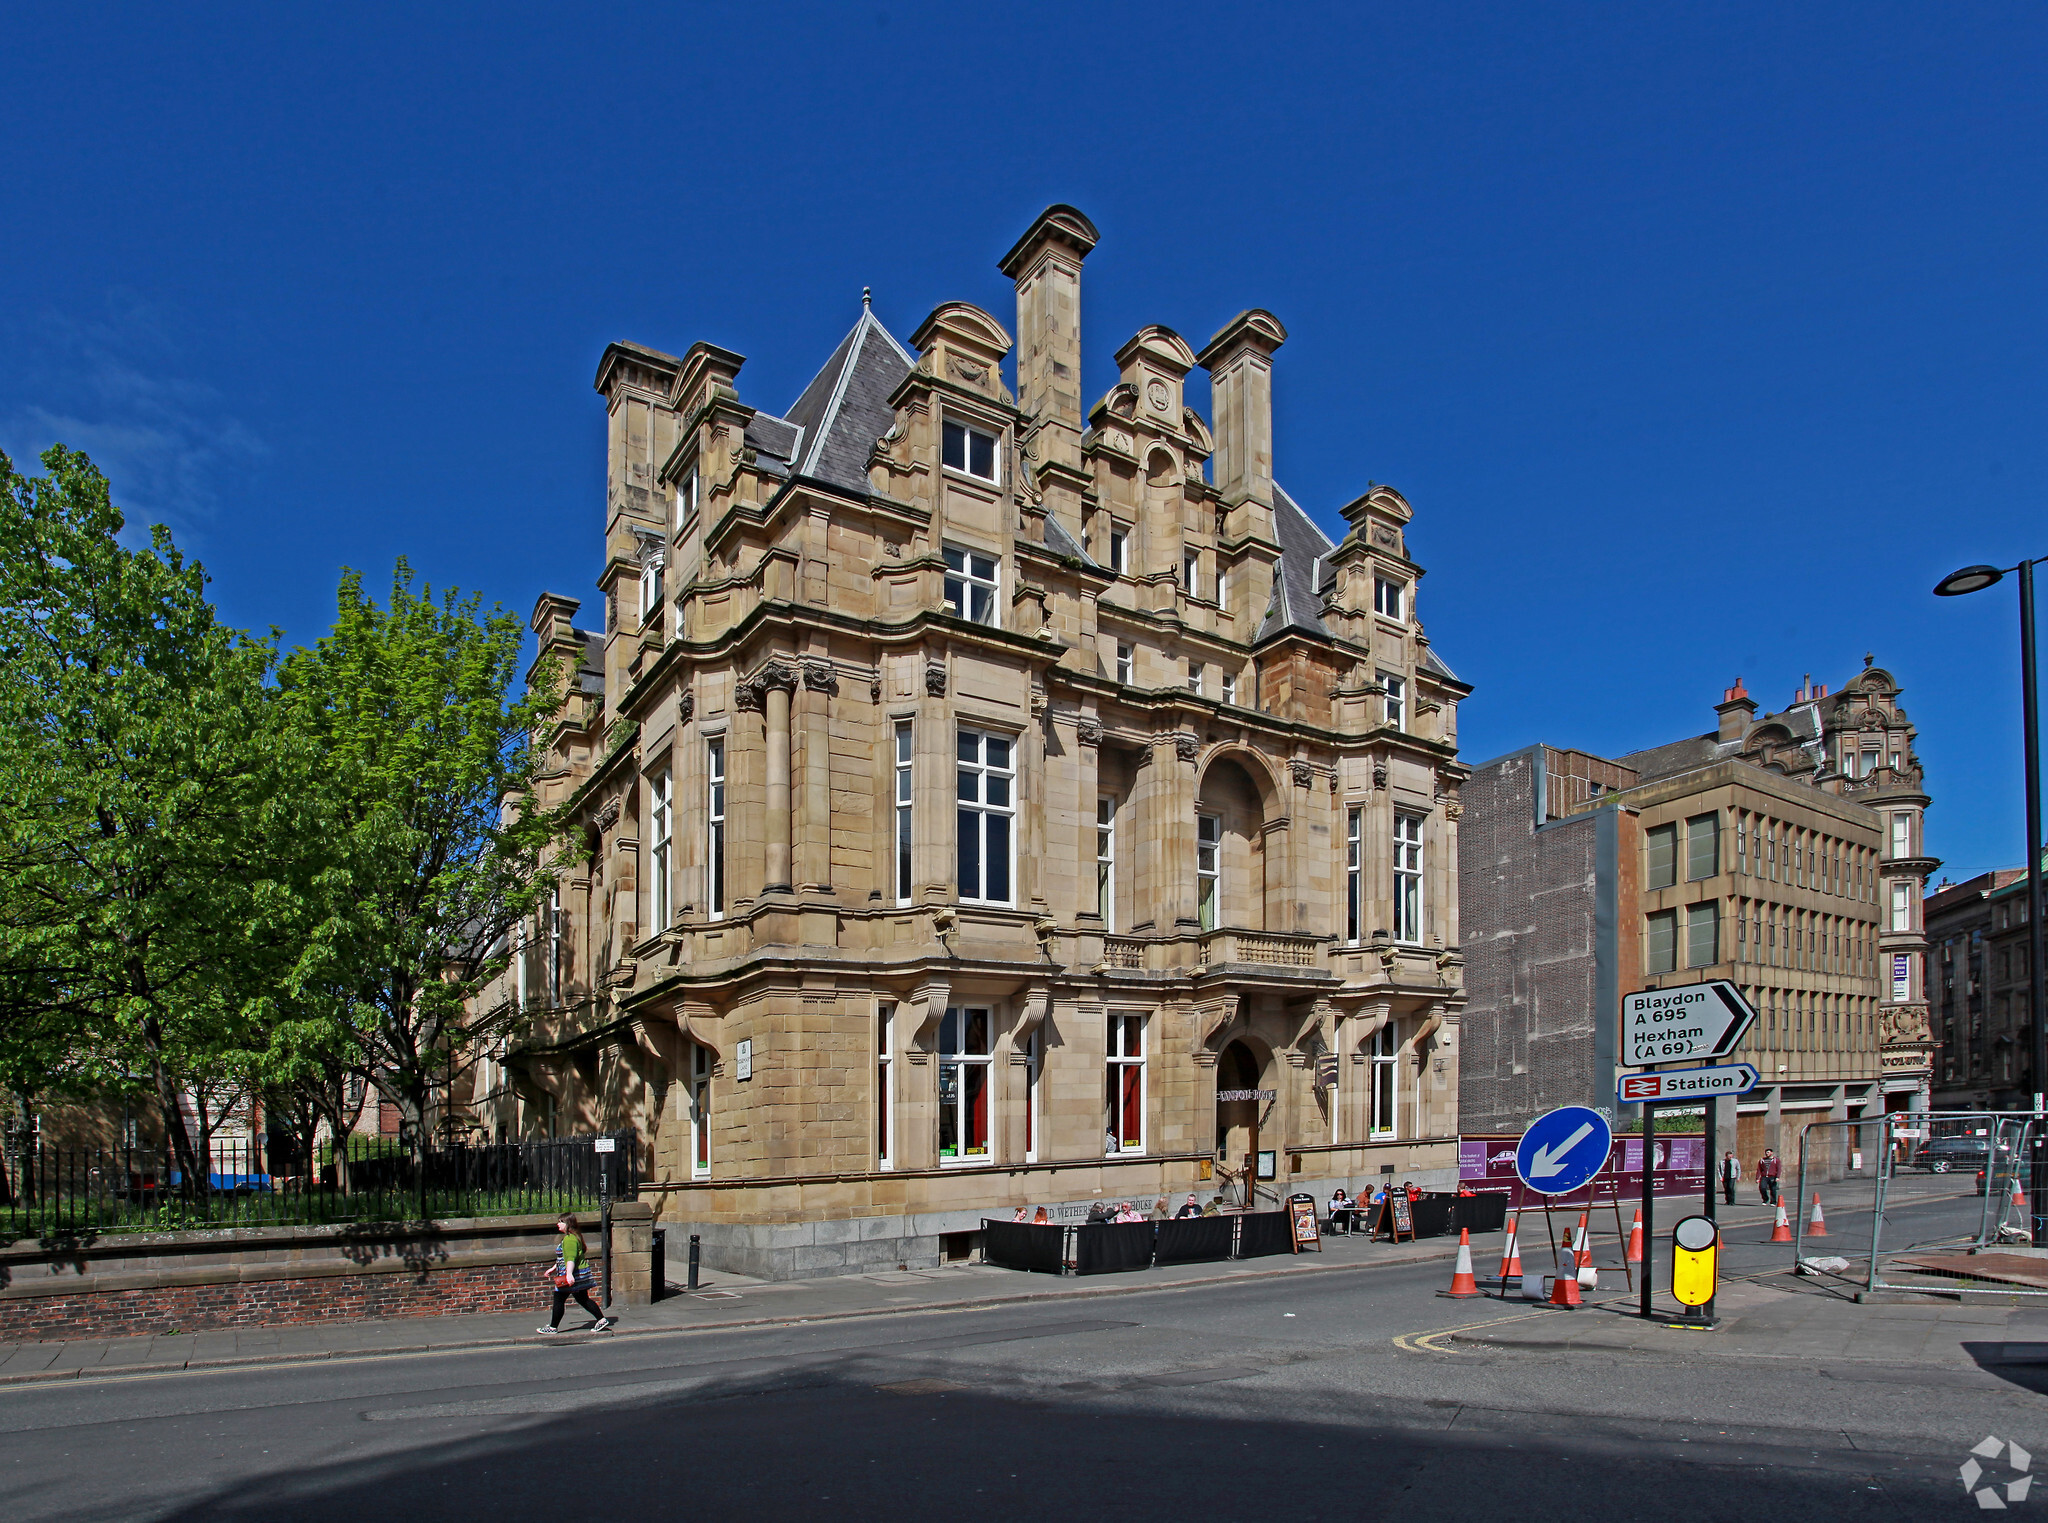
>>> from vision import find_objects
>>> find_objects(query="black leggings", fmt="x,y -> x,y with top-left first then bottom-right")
550,1284 -> 603,1327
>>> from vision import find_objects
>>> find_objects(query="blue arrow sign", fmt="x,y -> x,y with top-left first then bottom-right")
1616,1062 -> 1759,1106
1515,1105 -> 1614,1196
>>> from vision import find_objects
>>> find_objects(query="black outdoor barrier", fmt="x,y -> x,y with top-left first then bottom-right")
1154,1214 -> 1235,1265
982,1219 -> 1066,1274
1234,1209 -> 1294,1258
1452,1193 -> 1509,1234
1075,1219 -> 1158,1275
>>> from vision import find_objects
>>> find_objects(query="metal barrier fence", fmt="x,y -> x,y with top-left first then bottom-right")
1794,1111 -> 2039,1295
0,1132 -> 638,1239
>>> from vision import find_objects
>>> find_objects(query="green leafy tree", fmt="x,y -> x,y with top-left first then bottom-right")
0,446 -> 289,1187
277,563 -> 561,1166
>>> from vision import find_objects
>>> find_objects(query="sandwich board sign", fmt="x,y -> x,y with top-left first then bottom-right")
1514,1106 -> 1614,1196
1620,981 -> 1756,1068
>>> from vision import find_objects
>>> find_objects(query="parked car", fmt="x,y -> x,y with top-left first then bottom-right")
1915,1135 -> 2007,1173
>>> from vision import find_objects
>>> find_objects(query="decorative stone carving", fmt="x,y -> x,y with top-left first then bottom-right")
1291,760 -> 1314,789
1174,732 -> 1201,764
803,660 -> 838,695
678,686 -> 695,724
1444,802 -> 1464,821
757,660 -> 798,695
1076,717 -> 1101,746
1145,379 -> 1170,413
595,797 -> 621,830
947,354 -> 987,385
1372,760 -> 1388,790
734,679 -> 762,713
924,661 -> 948,697
870,677 -> 883,703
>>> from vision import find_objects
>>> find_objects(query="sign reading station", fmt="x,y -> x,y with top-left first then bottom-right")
1616,1062 -> 1759,1106
1621,981 -> 1756,1067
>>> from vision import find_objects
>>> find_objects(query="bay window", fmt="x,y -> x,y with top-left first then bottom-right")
938,1007 -> 992,1164
956,729 -> 1015,904
1105,1014 -> 1145,1154
1393,813 -> 1424,944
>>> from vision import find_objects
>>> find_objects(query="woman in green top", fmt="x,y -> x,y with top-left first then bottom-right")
540,1213 -> 611,1334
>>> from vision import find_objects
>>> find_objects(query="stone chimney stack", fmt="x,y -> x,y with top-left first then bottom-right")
1716,677 -> 1756,743
998,204 -> 1099,483
1197,309 -> 1287,509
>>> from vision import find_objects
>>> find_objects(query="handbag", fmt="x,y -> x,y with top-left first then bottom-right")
547,1259 -> 575,1289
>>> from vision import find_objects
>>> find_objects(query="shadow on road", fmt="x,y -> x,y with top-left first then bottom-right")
1961,1341 -> 2048,1397
118,1360 -> 1945,1523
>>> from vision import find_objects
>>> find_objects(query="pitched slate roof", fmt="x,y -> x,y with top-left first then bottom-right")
778,304 -> 915,495
1258,484 -> 1335,641
1043,512 -> 1095,566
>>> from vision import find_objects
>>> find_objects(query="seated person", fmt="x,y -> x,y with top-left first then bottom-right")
1174,1193 -> 1204,1219
1112,1201 -> 1144,1224
1011,1206 -> 1028,1222
1403,1180 -> 1422,1203
1031,1206 -> 1051,1225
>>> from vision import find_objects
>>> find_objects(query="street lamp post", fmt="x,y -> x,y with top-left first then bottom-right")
1935,557 -> 2047,1242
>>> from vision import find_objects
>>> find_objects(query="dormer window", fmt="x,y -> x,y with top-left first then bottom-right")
943,420 -> 998,482
637,535 -> 666,621
1374,577 -> 1406,621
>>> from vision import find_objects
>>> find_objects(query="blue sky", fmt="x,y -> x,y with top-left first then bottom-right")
4,3 -> 2044,880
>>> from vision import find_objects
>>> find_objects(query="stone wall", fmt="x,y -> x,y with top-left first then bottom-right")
0,1214 -> 582,1341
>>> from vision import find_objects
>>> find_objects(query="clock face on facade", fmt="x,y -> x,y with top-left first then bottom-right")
1146,379 -> 1170,413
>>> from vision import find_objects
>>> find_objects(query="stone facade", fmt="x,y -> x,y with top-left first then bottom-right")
1927,865 -> 2038,1108
468,206 -> 1473,1278
1460,663 -> 1935,1166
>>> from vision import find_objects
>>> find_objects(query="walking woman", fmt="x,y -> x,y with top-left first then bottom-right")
540,1213 -> 611,1334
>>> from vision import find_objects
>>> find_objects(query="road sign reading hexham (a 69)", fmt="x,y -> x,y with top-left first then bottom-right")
1620,981 -> 1756,1068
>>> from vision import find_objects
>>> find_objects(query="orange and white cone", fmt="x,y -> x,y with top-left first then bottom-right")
1574,1211 -> 1592,1269
2014,1177 -> 2029,1212
1770,1200 -> 1794,1242
1443,1228 -> 1481,1298
1807,1193 -> 1829,1238
1549,1261 -> 1582,1308
1497,1214 -> 1523,1282
1625,1208 -> 1644,1265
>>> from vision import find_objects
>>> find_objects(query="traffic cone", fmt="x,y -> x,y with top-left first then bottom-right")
1625,1208 -> 1644,1265
1497,1214 -> 1523,1282
1443,1228 -> 1481,1298
1574,1211 -> 1592,1269
1549,1263 -> 1582,1308
1770,1200 -> 1794,1242
2014,1177 -> 2029,1212
1807,1193 -> 1829,1238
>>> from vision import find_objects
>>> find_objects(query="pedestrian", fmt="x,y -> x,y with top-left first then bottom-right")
1755,1149 -> 1781,1205
1719,1150 -> 1742,1207
539,1212 -> 610,1335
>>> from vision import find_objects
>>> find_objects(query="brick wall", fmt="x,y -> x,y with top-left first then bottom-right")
1459,748 -> 1606,1132
0,1259 -> 547,1342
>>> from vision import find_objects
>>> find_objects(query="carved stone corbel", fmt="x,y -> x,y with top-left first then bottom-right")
1174,731 -> 1201,764
1076,716 -> 1101,747
925,661 -> 948,697
678,686 -> 695,724
803,659 -> 839,695
908,977 -> 952,1052
1013,986 -> 1052,1043
1290,760 -> 1314,789
1352,1000 -> 1393,1051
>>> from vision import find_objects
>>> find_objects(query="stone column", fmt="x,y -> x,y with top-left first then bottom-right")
608,1199 -> 656,1306
759,663 -> 797,893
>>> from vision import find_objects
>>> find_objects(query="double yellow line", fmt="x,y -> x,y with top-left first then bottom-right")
1391,1305 -> 1551,1355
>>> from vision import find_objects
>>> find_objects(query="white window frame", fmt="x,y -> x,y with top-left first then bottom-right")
647,768 -> 673,933
1115,642 -> 1133,685
638,541 -> 665,622
938,1006 -> 994,1166
1380,672 -> 1406,731
1182,549 -> 1201,598
894,721 -> 914,905
689,1043 -> 712,1179
1393,812 -> 1424,944
1374,577 -> 1406,621
547,890 -> 561,1005
1107,526 -> 1128,576
1216,560 -> 1229,610
1346,806 -> 1364,943
1023,1027 -> 1041,1164
942,419 -> 999,482
1197,813 -> 1221,931
944,545 -> 1000,626
1221,670 -> 1237,706
706,739 -> 726,921
876,1004 -> 895,1171
1105,1013 -> 1146,1155
1187,660 -> 1204,696
956,728 -> 1016,906
1890,812 -> 1911,860
1891,880 -> 1911,933
676,468 -> 699,527
1096,795 -> 1116,928
1369,1023 -> 1398,1138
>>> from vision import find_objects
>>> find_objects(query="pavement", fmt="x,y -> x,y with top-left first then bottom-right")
0,1220 -> 1462,1385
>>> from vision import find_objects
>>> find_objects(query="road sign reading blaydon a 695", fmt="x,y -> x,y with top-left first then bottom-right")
1620,981 -> 1756,1068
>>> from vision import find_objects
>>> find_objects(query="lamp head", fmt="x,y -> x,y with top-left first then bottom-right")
1934,564 -> 2005,597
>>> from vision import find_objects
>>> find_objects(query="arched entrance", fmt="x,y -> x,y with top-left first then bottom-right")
1215,1039 -> 1274,1203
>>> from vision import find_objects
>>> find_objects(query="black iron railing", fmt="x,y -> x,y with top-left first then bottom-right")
0,1132 -> 638,1240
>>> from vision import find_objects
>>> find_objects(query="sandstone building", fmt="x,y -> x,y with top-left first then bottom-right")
1927,863 -> 2038,1109
1459,664 -> 1935,1165
464,207 -> 1472,1277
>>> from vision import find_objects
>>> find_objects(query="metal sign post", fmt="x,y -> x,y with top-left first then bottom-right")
594,1134 -> 617,1309
1640,1102 -> 1656,1320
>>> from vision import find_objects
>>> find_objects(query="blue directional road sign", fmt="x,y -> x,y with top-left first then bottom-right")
1515,1105 -> 1614,1196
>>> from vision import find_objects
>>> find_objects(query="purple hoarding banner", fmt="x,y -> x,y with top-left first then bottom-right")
1458,1134 -> 1706,1199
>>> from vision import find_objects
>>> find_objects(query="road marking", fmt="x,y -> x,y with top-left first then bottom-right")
1392,1307 -> 1553,1355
